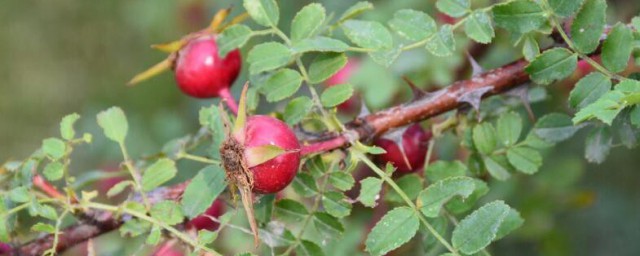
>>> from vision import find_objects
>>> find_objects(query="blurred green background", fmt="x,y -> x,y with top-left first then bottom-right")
2,0 -> 640,255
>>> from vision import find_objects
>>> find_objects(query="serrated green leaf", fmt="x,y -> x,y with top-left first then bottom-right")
426,25 -> 456,57
321,84 -> 354,108
365,207 -> 419,256
418,177 -> 476,218
549,0 -> 584,17
125,201 -> 147,214
464,11 -> 494,44
150,201 -> 184,225
573,90 -> 625,125
602,23 -> 633,73
341,20 -> 393,50
218,24 -> 253,57
43,162 -> 64,181
275,199 -> 308,221
181,165 -> 226,218
60,113 -> 80,140
146,225 -> 161,245
106,180 -> 133,197
297,240 -> 325,256
585,127 -> 612,164
534,113 -> 583,143
141,158 -> 177,191
358,177 -> 383,207
339,1 -> 374,22
473,123 -> 497,155
34,203 -> 58,220
198,229 -> 219,245
522,35 -> 540,61
42,138 -> 66,160
571,0 -> 606,54
119,219 -> 151,237
385,174 -> 422,203
322,191 -> 351,218
328,172 -> 355,191
96,107 -> 128,144
368,46 -> 401,67
291,3 -> 325,42
497,112 -> 523,146
262,68 -> 302,102
10,187 -> 30,203
32,223 -> 57,233
284,96 -> 313,125
308,53 -> 347,84
507,146 -> 542,174
291,37 -> 350,54
292,172 -> 319,197
313,212 -> 344,236
452,201 -> 511,254
243,0 -> 279,27
247,42 -> 291,74
495,208 -> 524,240
525,48 -> 577,85
425,160 -> 468,182
388,9 -> 437,41
492,1 -> 546,34
569,72 -> 611,109
483,155 -> 512,181
436,0 -> 470,18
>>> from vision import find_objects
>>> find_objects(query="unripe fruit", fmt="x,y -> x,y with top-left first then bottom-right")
186,199 -> 225,231
174,35 -> 241,99
238,115 -> 301,193
373,124 -> 432,173
325,59 -> 360,113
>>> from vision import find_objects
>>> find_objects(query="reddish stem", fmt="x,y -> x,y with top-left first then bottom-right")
300,136 -> 348,155
32,175 -> 66,200
218,87 -> 238,115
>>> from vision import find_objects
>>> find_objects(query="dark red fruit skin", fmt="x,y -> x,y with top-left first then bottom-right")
373,124 -> 432,173
242,115 -> 301,194
174,35 -> 241,98
0,243 -> 11,255
325,59 -> 360,113
186,199 -> 225,231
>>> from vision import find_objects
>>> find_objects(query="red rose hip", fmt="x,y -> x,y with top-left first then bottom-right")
186,199 -> 225,231
174,35 -> 241,109
374,124 -> 432,173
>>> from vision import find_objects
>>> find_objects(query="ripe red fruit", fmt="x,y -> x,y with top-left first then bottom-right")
239,115 -> 301,193
325,59 -> 360,113
186,199 -> 225,231
174,35 -> 241,100
0,243 -> 11,254
373,124 -> 432,173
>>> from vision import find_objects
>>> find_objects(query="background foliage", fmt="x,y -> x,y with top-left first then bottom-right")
2,0 -> 640,255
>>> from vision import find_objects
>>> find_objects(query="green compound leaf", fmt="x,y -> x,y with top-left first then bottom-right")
42,138 -> 66,160
525,48 -> 577,85
247,42 -> 291,74
97,106 -> 128,144
522,35 -> 540,61
150,201 -> 184,226
506,146 -> 543,174
262,68 -> 303,102
308,53 -> 347,84
339,1 -> 374,22
275,199 -> 309,221
181,165 -> 226,218
464,11 -> 494,44
492,0 -> 547,34
385,174 -> 422,203
284,96 -> 313,125
472,122 -> 497,155
292,172 -> 319,197
483,155 -> 512,181
218,24 -> 253,57
321,83 -> 354,108
569,72 -> 611,109
534,113 -> 583,143
573,90 -> 625,125
43,162 -> 64,181
365,207 -> 419,256
322,191 -> 352,218
549,0 -> 584,17
417,177 -> 476,218
313,212 -> 344,236
388,9 -> 437,41
602,23 -> 634,73
59,113 -> 80,140
571,0 -> 607,54
291,37 -> 349,54
296,240 -> 325,256
291,3 -> 326,42
141,158 -> 177,192
436,0 -> 470,18
341,20 -> 393,50
243,0 -> 279,27
425,25 -> 456,57
452,201 -> 511,254
328,171 -> 355,191
358,177 -> 383,207
425,160 -> 468,182
495,208 -> 524,240
496,112 -> 523,147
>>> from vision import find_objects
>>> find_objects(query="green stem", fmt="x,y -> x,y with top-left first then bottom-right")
178,153 -> 220,165
119,143 -> 151,210
85,202 -> 220,255
48,210 -> 70,255
355,152 -> 460,256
